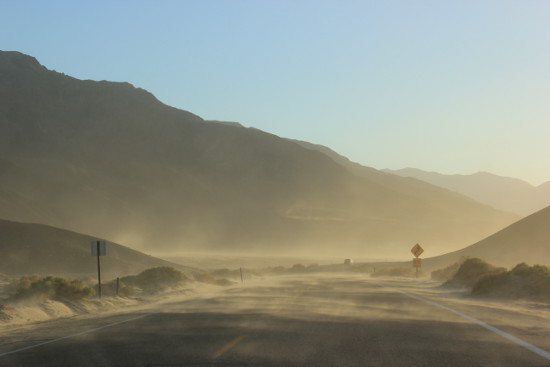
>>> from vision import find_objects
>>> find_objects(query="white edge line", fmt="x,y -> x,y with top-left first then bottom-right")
377,283 -> 550,361
0,313 -> 153,358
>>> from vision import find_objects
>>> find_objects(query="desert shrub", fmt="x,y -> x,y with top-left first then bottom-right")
444,258 -> 506,288
472,263 -> 550,300
471,272 -> 510,296
118,284 -> 137,297
101,279 -> 136,297
510,263 -> 550,279
0,303 -> 11,321
121,267 -> 187,293
431,257 -> 468,281
11,276 -> 95,301
8,274 -> 41,294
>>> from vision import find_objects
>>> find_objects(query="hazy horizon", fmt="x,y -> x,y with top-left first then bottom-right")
1,1 -> 549,185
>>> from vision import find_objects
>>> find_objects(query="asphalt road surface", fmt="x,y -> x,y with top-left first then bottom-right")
1,274 -> 550,366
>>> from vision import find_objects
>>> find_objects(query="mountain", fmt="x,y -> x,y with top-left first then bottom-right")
423,205 -> 550,270
290,139 -> 521,227
0,219 -> 194,278
0,51 -> 519,257
383,168 -> 550,216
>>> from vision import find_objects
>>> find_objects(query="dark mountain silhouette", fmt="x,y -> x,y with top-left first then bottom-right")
0,51 -> 518,257
0,219 -> 193,278
423,205 -> 550,270
383,168 -> 550,216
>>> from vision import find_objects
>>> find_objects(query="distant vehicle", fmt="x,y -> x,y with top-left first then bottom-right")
344,259 -> 353,265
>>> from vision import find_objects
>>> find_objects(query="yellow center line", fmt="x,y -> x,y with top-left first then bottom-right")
211,335 -> 247,359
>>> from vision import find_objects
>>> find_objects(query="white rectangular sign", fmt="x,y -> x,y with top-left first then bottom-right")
91,240 -> 106,256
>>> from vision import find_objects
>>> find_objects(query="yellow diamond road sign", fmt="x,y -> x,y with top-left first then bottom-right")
411,243 -> 424,258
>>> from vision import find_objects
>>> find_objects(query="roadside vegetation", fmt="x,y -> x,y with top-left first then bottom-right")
120,266 -> 188,294
192,271 -> 235,286
443,258 -> 506,287
434,258 -> 550,302
431,257 -> 468,282
473,263 -> 550,301
2,266 -> 237,305
8,275 -> 95,301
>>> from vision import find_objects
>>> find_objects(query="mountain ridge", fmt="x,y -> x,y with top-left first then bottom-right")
384,168 -> 550,216
0,51 -> 519,257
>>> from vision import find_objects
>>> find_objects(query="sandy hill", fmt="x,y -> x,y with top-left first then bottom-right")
0,219 -> 193,278
423,205 -> 550,271
0,51 -> 518,257
384,168 -> 550,216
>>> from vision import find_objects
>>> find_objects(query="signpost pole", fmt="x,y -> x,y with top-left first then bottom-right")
96,241 -> 102,299
411,243 -> 424,279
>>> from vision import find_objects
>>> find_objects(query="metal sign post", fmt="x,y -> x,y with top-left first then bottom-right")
410,243 -> 424,278
91,240 -> 106,298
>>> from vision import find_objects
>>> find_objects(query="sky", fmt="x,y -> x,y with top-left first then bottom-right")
2,0 -> 549,185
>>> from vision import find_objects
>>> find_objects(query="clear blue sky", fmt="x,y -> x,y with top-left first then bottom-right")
2,0 -> 549,185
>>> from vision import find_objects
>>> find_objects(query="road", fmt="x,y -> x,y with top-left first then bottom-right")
1,274 -> 550,366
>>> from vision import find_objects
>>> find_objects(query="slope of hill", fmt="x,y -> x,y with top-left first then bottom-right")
0,219 -> 193,278
383,168 -> 550,216
0,51 -> 519,257
424,205 -> 550,270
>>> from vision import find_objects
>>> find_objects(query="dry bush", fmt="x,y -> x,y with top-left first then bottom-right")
472,263 -> 550,301
101,279 -> 136,297
10,276 -> 95,301
121,266 -> 188,294
431,257 -> 469,281
444,258 -> 506,288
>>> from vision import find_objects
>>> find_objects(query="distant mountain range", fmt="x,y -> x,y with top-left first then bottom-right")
384,168 -> 550,216
0,219 -> 193,278
0,51 -> 519,257
423,205 -> 550,270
